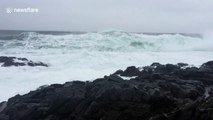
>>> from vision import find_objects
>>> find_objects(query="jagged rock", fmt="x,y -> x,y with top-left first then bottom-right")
0,61 -> 213,120
113,70 -> 124,75
200,61 -> 213,73
177,63 -> 189,67
120,66 -> 141,77
0,56 -> 48,67
0,102 -> 7,113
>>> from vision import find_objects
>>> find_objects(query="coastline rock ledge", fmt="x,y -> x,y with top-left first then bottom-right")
0,61 -> 213,120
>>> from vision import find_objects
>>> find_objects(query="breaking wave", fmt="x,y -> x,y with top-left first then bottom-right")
0,29 -> 212,52
1,29 -> 213,101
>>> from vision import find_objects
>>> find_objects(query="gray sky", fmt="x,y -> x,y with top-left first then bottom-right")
0,0 -> 213,33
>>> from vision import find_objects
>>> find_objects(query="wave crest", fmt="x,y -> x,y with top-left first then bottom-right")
0,30 -> 212,52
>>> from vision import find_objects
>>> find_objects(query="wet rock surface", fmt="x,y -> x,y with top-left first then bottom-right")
0,61 -> 213,120
0,56 -> 48,67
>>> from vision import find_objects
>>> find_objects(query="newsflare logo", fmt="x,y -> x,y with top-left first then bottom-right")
6,8 -> 13,14
6,7 -> 39,14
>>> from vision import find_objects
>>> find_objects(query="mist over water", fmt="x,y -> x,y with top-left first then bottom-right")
0,29 -> 213,101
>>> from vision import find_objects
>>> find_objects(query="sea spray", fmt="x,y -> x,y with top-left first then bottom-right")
0,29 -> 213,101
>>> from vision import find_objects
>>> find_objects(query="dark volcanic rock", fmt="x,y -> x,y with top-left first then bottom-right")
0,56 -> 48,67
0,61 -> 213,120
200,61 -> 213,73
120,66 -> 141,77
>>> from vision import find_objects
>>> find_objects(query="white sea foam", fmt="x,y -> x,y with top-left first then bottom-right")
0,29 -> 213,101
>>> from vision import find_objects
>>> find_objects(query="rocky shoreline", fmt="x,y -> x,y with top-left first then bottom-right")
0,56 -> 48,67
0,61 -> 213,120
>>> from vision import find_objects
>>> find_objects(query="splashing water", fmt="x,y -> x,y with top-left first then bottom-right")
0,29 -> 213,101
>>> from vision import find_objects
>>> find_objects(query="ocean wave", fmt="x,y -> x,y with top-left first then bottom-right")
0,29 -> 213,101
0,29 -> 212,52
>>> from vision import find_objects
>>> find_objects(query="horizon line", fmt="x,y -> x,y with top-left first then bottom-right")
0,29 -> 201,35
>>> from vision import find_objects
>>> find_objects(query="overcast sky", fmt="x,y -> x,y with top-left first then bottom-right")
0,0 -> 213,33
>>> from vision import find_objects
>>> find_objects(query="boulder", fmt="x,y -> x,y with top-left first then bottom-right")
120,66 -> 141,77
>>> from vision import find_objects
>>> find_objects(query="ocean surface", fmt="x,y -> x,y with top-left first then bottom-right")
0,29 -> 213,101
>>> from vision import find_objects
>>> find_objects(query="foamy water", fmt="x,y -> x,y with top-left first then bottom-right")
0,29 -> 213,101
